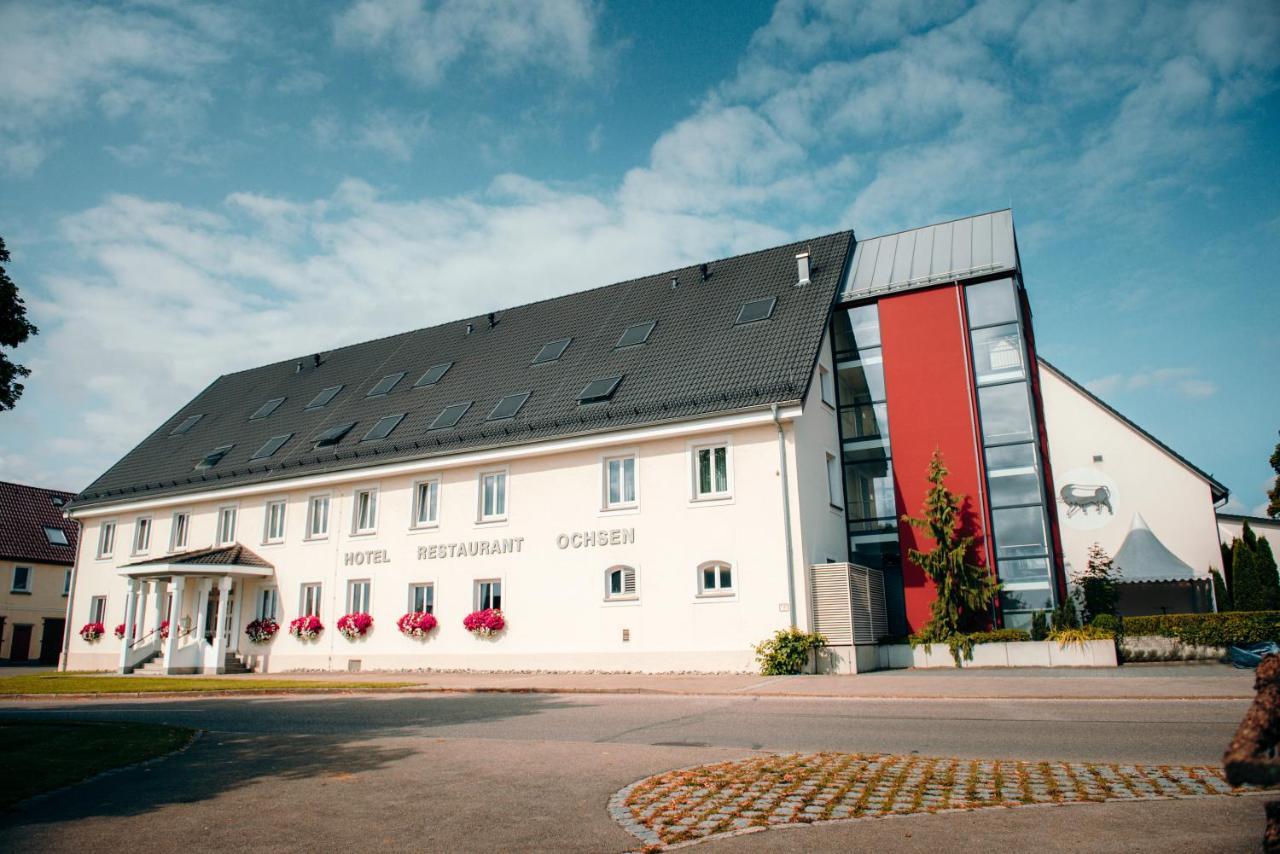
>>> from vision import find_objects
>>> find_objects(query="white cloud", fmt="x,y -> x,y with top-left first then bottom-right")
1085,368 -> 1218,400
333,0 -> 602,87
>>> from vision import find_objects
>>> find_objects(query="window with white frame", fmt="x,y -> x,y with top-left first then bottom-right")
819,364 -> 835,407
216,506 -> 237,545
307,495 -> 330,539
97,521 -> 116,558
479,471 -> 507,521
604,455 -> 637,509
693,443 -> 730,499
90,595 -> 107,624
170,512 -> 190,551
132,517 -> 152,554
475,579 -> 502,611
300,583 -> 322,617
63,569 -> 72,596
413,479 -> 440,528
409,582 -> 435,613
605,565 -> 637,601
826,452 -> 843,509
11,566 -> 32,593
264,500 -> 287,544
258,588 -> 278,620
353,488 -> 378,534
348,579 -> 371,613
697,561 -> 734,596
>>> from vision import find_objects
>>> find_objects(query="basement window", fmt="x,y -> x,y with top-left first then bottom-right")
415,363 -> 452,388
429,402 -> 471,430
306,385 -> 343,409
577,376 -> 622,404
615,321 -> 656,348
250,397 -> 285,420
487,392 -> 530,421
170,414 -> 203,435
532,338 -> 571,365
195,444 -> 235,470
314,422 -> 356,448
735,297 -> 776,325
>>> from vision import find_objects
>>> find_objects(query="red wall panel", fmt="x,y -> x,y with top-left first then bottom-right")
879,284 -> 991,633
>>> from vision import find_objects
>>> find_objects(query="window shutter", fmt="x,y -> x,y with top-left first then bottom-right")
623,567 -> 636,595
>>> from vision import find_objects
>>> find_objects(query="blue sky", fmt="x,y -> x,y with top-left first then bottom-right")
0,0 -> 1277,515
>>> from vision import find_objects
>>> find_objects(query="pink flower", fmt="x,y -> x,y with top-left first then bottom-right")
463,608 -> 505,637
289,615 -> 324,640
245,618 -> 280,644
159,619 -> 171,640
337,612 -> 373,640
397,611 -> 438,638
80,622 -> 106,642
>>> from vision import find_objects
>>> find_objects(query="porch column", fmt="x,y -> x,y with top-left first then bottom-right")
163,576 -> 186,673
208,575 -> 232,674
136,583 -> 150,639
151,580 -> 168,651
229,578 -> 244,654
193,579 -> 212,671
117,578 -> 139,673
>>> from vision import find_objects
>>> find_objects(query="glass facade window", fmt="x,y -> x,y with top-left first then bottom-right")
971,324 -> 1025,385
965,278 -> 1018,327
977,383 -> 1034,445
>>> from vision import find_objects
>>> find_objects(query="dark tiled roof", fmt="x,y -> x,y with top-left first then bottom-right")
0,481 -> 79,565
1038,359 -> 1230,502
122,544 -> 273,569
70,232 -> 854,510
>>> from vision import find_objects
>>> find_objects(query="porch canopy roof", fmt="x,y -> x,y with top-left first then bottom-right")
118,543 -> 274,580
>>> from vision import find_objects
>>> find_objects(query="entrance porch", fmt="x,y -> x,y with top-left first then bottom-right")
116,545 -> 274,675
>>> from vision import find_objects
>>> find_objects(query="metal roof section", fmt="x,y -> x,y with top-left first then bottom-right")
842,209 -> 1018,301
1113,513 -> 1199,581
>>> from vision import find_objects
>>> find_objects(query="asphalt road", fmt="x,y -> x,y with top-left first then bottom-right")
0,692 -> 1264,852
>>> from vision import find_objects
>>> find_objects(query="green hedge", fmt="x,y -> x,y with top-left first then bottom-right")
967,629 -> 1031,644
1124,611 -> 1280,646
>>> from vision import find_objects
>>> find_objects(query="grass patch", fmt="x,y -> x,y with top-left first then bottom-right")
0,673 -> 417,696
0,720 -> 195,808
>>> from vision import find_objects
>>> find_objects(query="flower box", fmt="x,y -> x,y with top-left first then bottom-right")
80,622 -> 105,642
159,619 -> 170,640
337,612 -> 373,641
397,611 -> 438,638
463,608 -> 505,638
114,623 -> 127,640
245,618 -> 280,644
289,615 -> 324,641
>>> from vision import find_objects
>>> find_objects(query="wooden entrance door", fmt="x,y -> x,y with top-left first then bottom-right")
40,619 -> 65,665
9,624 -> 32,661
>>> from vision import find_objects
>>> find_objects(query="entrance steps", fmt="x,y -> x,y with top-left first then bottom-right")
132,650 -> 255,674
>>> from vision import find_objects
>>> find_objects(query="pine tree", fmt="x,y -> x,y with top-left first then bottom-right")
1221,540 -> 1235,599
1257,536 -> 1279,610
1232,523 -> 1268,612
1268,433 -> 1279,520
902,449 -> 1000,644
1210,568 -> 1232,612
1074,543 -> 1121,622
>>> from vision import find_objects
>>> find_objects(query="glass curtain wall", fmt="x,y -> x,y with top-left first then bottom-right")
831,303 -> 906,630
965,278 -> 1056,628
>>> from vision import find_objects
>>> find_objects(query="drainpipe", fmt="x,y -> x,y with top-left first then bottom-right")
772,404 -> 798,629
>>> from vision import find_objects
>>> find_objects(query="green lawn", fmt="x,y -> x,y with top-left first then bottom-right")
0,720 -> 195,808
0,672 -> 417,695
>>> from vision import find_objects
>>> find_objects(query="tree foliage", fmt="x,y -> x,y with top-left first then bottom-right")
1230,522 -> 1280,612
1269,432 -> 1280,520
0,236 -> 38,411
1211,568 -> 1232,612
1074,542 -> 1121,622
902,450 -> 1000,653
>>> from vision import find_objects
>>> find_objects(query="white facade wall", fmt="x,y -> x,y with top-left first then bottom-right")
1218,516 -> 1280,548
1039,363 -> 1224,583
65,399 -> 845,674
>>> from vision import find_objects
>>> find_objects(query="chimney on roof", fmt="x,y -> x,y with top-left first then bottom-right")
295,361 -> 303,373
795,251 -> 811,287
312,353 -> 322,368
670,276 -> 678,290
487,312 -> 497,329
465,322 -> 473,335
699,263 -> 709,282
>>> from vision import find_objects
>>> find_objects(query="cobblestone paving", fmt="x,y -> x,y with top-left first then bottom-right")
608,752 -> 1248,850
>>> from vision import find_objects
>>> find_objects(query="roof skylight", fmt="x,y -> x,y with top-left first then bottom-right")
195,444 -> 234,471
306,385 -> 343,409
616,321 -> 656,348
43,527 -> 69,546
250,433 -> 293,460
314,422 -> 356,447
415,363 -> 452,388
170,414 -> 203,435
487,392 -> 530,420
577,376 -> 622,404
367,372 -> 406,397
250,397 -> 285,420
532,338 -> 571,365
429,402 -> 471,430
363,413 -> 405,441
736,297 -> 776,325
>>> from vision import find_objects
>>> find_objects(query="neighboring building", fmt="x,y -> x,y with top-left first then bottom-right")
1218,513 -> 1280,548
58,209 -> 1231,674
0,481 -> 79,664
1038,361 -> 1228,616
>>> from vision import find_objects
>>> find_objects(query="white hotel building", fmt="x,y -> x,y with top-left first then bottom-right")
61,211 -> 1231,674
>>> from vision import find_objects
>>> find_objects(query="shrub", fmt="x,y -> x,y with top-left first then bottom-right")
337,612 -> 373,640
1030,611 -> 1049,641
463,608 -> 505,637
245,618 -> 279,644
1051,598 -> 1080,632
1074,543 -> 1120,622
967,629 -> 1031,644
1123,611 -> 1280,646
1090,613 -> 1122,638
1049,625 -> 1115,646
397,611 -> 439,638
1231,523 -> 1280,611
753,628 -> 826,675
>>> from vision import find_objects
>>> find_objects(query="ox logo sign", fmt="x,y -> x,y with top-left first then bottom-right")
1057,466 -> 1119,532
